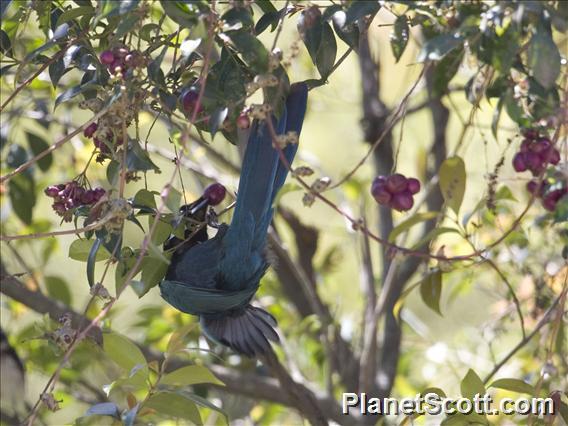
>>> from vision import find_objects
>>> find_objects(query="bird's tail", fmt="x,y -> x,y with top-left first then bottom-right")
200,305 -> 279,357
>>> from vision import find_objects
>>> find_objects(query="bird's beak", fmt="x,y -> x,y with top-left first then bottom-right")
188,198 -> 209,215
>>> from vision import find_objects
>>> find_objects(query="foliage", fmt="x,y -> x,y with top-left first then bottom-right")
1,1 -> 566,425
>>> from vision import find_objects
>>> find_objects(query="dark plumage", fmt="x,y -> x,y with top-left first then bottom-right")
160,83 -> 308,356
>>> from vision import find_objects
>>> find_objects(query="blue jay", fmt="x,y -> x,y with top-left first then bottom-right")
160,83 -> 308,356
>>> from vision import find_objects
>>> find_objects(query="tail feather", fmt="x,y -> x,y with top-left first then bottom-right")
271,82 -> 309,203
200,305 -> 279,357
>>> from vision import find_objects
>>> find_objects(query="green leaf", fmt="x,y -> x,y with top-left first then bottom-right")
69,239 -> 111,262
56,5 -> 95,27
222,7 -> 254,31
490,378 -> 534,395
209,106 -> 228,138
330,8 -> 359,50
85,402 -> 120,418
133,189 -> 157,209
45,276 -> 72,306
148,44 -> 168,88
390,15 -> 409,62
126,139 -> 160,172
431,47 -> 464,97
8,174 -> 36,225
439,156 -> 466,215
26,132 -> 52,171
298,9 -> 323,65
166,322 -> 196,354
144,392 -> 201,424
389,212 -> 439,243
418,33 -> 463,62
148,216 -> 173,245
316,23 -> 337,79
344,1 -> 380,25
161,365 -> 224,386
95,0 -> 139,24
163,186 -> 181,213
106,160 -> 120,186
55,79 -> 97,109
460,369 -> 485,400
137,255 -> 168,297
528,32 -> 561,89
420,270 -> 442,315
6,144 -> 28,168
160,1 -> 200,28
411,227 -> 460,250
0,29 -> 13,57
227,30 -> 269,73
87,237 -> 102,288
103,332 -> 147,373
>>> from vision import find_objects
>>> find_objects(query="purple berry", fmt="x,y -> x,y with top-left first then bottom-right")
512,153 -> 527,172
203,183 -> 226,206
100,50 -> 115,65
520,140 -> 531,153
93,187 -> 106,201
523,129 -> 538,140
526,180 -> 540,195
114,47 -> 129,58
407,178 -> 421,195
181,89 -> 202,114
548,148 -> 560,165
525,152 -> 542,171
392,192 -> 414,212
84,122 -> 98,138
44,186 -> 59,197
372,187 -> 392,205
531,138 -> 551,154
386,174 -> 408,194
542,195 -> 557,212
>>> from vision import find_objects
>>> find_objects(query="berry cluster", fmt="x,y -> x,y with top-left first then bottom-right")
99,46 -> 145,79
82,120 -> 123,161
371,174 -> 421,212
526,176 -> 567,212
45,182 -> 105,222
512,130 -> 560,176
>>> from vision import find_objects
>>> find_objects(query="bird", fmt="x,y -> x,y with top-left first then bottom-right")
160,82 -> 308,357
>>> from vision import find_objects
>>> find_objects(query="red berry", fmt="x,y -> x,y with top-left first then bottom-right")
386,174 -> 408,194
83,122 -> 98,138
203,183 -> 226,206
236,113 -> 250,129
100,50 -> 115,65
392,191 -> 414,211
512,153 -> 527,172
407,178 -> 421,195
